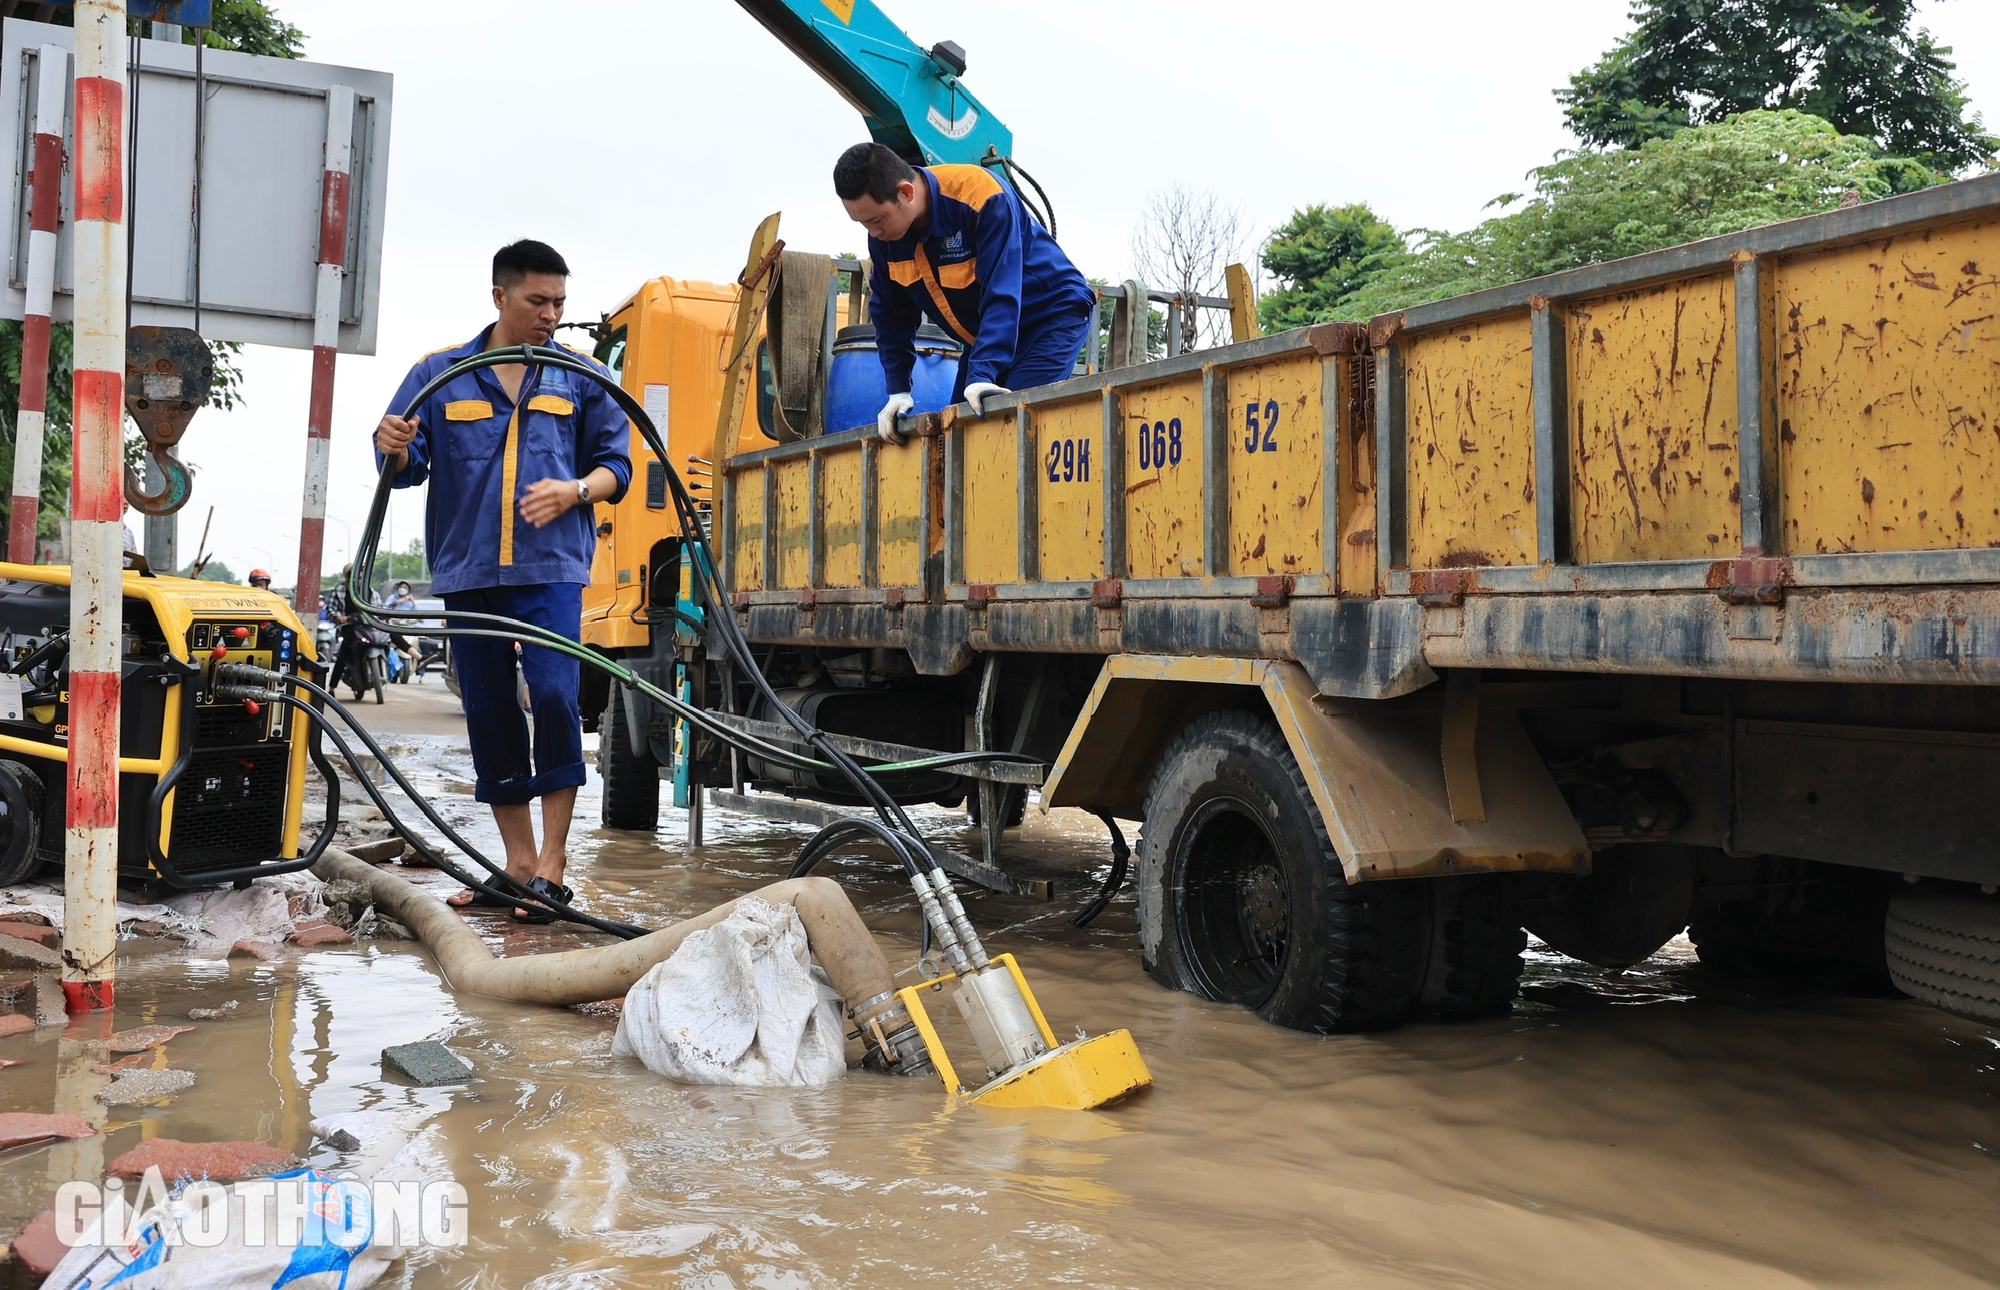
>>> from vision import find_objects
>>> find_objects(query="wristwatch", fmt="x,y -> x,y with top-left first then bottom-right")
576,478 -> 592,507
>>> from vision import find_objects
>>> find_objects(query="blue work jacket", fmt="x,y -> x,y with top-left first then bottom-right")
378,327 -> 631,595
867,164 -> 1094,395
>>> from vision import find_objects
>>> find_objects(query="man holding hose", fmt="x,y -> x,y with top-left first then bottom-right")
373,239 -> 632,922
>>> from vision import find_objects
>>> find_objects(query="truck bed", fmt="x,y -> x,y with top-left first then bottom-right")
719,175 -> 2000,699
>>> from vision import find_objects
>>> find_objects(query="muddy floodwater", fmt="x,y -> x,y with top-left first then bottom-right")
1,699 -> 1995,1287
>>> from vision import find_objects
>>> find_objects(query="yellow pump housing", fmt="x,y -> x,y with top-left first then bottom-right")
0,563 -> 314,886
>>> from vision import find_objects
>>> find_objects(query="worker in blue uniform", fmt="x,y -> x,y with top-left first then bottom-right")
834,141 -> 1095,443
373,240 -> 631,922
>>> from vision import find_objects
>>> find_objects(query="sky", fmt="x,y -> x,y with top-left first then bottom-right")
149,0 -> 2000,584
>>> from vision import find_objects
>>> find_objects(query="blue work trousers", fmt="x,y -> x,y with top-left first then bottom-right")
952,302 -> 1094,401
443,583 -> 587,806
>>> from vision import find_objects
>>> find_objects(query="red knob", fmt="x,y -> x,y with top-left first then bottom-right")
230,626 -> 250,640
210,644 -> 227,660
243,700 -> 260,716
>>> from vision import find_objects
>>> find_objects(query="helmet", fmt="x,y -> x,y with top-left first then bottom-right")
248,568 -> 272,586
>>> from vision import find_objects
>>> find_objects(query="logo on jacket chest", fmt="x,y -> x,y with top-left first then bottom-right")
938,231 -> 967,259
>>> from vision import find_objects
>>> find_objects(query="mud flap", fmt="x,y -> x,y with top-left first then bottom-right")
1041,655 -> 1589,882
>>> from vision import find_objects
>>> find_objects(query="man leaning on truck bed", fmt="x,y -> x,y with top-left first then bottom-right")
834,141 -> 1096,443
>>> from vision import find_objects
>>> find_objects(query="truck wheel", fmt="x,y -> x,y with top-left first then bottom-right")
598,693 -> 659,832
0,762 -> 44,886
1417,875 -> 1526,1021
1885,891 -> 2000,1022
1138,709 -> 1424,1032
1689,858 -> 1894,991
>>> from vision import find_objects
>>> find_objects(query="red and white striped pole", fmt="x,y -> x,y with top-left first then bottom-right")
293,84 -> 356,615
8,46 -> 70,565
63,0 -> 128,1015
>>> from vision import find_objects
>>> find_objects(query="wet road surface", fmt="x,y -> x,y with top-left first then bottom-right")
0,681 -> 1995,1287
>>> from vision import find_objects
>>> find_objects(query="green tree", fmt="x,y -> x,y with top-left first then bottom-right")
176,558 -> 236,583
1560,0 -> 1995,172
1256,203 -> 1407,330
1344,109 -> 1944,318
0,1 -> 301,547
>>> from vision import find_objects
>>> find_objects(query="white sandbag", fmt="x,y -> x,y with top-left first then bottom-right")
612,895 -> 847,1087
40,1167 -> 402,1290
0,870 -> 326,953
41,1109 -> 459,1290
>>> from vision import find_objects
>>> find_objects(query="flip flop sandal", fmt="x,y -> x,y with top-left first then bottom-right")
510,876 -> 573,925
447,887 -> 515,911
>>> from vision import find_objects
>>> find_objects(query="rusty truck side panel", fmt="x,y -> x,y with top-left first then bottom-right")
1033,395 -> 1107,583
1777,218 -> 2000,556
1403,317 -> 1537,569
876,436 -> 927,589
1226,354 -> 1327,577
1567,275 -> 1741,563
1121,374 -> 1209,578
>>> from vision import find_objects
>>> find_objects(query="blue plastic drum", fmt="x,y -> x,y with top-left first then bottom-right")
825,323 -> 962,435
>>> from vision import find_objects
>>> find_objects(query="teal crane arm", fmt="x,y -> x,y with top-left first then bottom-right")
734,0 -> 1014,167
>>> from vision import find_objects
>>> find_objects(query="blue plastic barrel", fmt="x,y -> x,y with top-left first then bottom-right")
825,323 -> 962,435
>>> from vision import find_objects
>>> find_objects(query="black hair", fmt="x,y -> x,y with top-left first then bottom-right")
493,239 -> 570,288
833,142 -> 916,203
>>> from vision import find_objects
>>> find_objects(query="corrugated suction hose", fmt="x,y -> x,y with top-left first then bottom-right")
313,849 -> 893,1010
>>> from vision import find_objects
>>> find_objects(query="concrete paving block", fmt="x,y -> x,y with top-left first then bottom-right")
0,1112 -> 95,1149
0,1015 -> 34,1040
382,1040 -> 473,1086
11,1209 -> 63,1277
230,939 -> 282,961
293,923 -> 353,947
105,1024 -> 196,1053
346,836 -> 408,863
33,973 -> 64,1026
0,922 -> 56,946
99,1068 -> 197,1105
0,936 -> 61,971
107,1137 -> 299,1182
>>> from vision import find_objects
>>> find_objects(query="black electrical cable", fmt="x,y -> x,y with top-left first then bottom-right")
275,678 -> 650,939
1070,811 -> 1131,928
345,344 -> 959,892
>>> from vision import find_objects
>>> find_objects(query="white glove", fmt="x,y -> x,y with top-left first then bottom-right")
962,382 -> 1010,416
876,392 -> 915,444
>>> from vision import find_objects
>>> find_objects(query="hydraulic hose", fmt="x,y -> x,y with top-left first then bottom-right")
336,342 -> 1017,967
269,687 -> 648,939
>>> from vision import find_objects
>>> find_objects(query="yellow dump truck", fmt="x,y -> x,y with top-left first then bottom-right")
606,177 -> 2000,1033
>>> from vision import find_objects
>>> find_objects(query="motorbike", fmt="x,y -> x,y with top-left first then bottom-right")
332,618 -> 389,705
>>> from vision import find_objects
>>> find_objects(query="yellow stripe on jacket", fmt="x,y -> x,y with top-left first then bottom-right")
499,403 -> 520,566
913,245 -> 976,344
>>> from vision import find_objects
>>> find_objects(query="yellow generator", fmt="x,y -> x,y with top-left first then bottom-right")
0,563 -> 317,891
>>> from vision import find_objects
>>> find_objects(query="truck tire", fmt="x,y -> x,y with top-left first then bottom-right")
597,693 -> 659,832
1418,875 -> 1526,1021
1689,858 -> 1894,991
0,761 -> 44,886
1138,709 -> 1425,1032
1885,891 -> 2000,1022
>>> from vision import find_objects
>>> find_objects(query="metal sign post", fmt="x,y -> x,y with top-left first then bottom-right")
8,47 -> 69,564
63,0 -> 128,1015
295,85 -> 356,616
